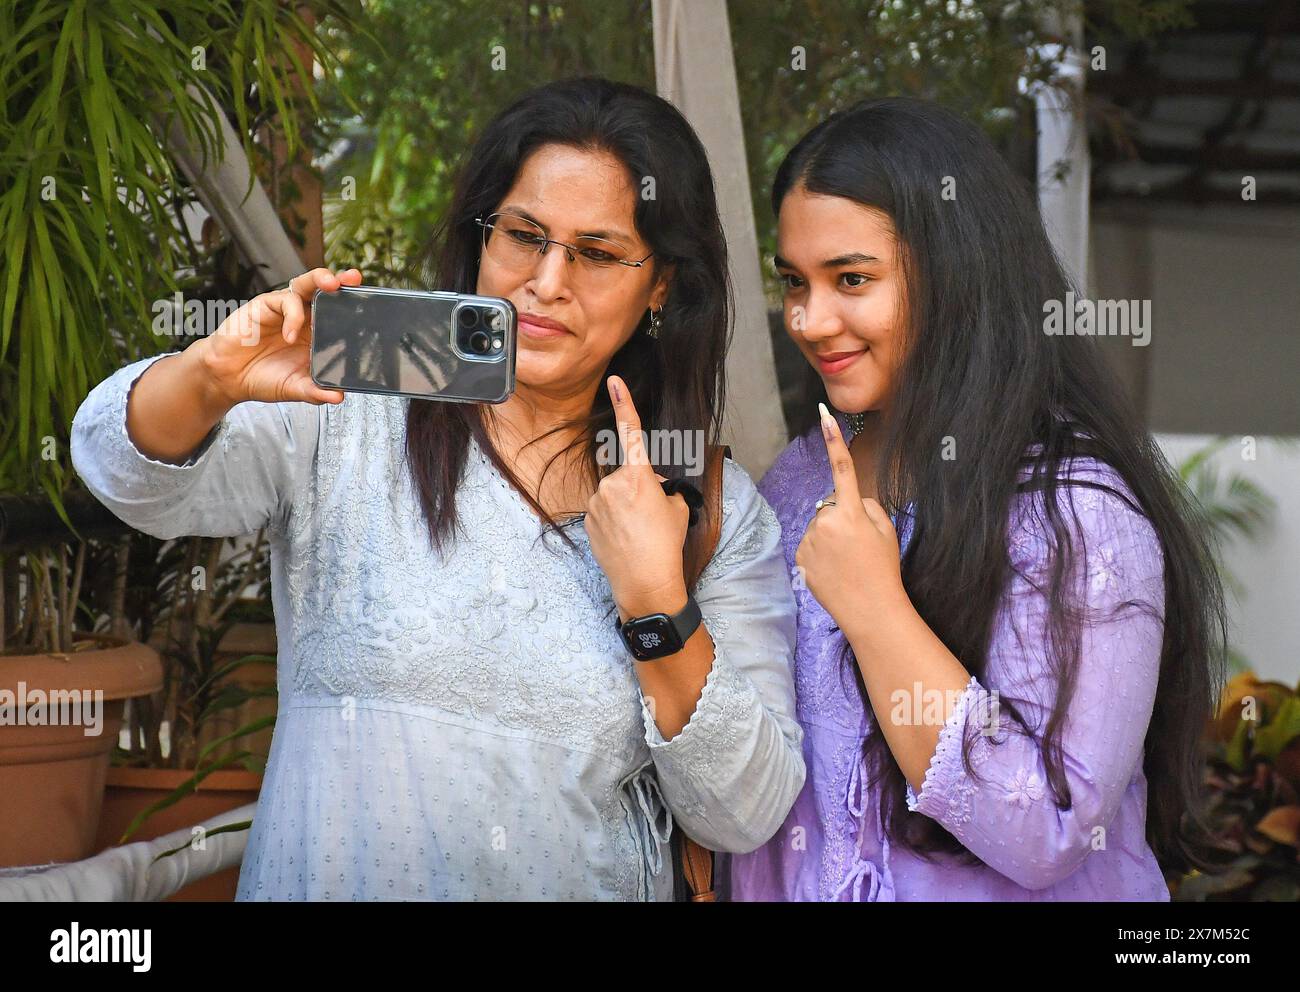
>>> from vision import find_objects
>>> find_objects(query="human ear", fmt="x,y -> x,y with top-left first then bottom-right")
649,260 -> 677,310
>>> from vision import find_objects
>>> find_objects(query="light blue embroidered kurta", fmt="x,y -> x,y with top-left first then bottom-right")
71,352 -> 805,901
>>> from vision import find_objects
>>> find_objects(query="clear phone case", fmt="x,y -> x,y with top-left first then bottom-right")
310,285 -> 516,403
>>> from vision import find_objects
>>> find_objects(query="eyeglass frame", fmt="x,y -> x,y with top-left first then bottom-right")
474,213 -> 655,270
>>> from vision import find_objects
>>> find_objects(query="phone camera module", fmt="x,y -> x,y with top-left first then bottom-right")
455,305 -> 505,361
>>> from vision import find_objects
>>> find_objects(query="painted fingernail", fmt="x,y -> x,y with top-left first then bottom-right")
611,378 -> 622,402
818,403 -> 834,440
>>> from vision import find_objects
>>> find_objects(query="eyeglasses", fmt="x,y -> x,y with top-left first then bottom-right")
475,213 -> 654,287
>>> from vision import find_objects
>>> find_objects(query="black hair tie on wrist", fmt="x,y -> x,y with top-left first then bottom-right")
661,478 -> 704,527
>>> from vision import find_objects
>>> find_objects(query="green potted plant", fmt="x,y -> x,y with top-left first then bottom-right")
1172,673 -> 1300,901
0,0 -> 346,878
92,529 -> 280,902
0,533 -> 164,868
1166,437 -> 1299,900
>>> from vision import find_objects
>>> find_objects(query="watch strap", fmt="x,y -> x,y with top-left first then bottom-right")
614,594 -> 702,640
665,594 -> 702,645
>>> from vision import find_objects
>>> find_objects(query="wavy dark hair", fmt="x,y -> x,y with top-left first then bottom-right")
773,97 -> 1227,874
405,76 -> 730,558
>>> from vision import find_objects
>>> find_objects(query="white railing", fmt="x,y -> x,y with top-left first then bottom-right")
0,803 -> 254,902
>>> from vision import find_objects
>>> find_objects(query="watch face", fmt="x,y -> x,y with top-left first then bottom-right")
624,615 -> 683,660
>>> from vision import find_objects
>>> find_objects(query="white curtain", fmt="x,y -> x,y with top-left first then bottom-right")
653,0 -> 789,476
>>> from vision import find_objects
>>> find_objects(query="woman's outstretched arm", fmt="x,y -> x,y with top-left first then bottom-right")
71,268 -> 358,539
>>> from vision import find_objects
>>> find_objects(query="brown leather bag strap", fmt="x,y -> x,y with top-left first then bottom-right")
674,443 -> 729,902
680,835 -> 717,902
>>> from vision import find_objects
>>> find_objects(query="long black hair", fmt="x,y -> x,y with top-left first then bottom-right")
406,76 -> 730,556
773,97 -> 1227,874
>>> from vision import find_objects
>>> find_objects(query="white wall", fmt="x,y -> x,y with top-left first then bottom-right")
1155,435 -> 1300,686
1089,204 -> 1298,686
1091,203 -> 1300,436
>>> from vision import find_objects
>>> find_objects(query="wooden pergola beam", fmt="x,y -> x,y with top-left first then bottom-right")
1120,142 -> 1300,172
1093,184 -> 1300,206
1089,75 -> 1300,100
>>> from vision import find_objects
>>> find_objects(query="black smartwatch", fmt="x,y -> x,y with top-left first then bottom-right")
615,596 -> 702,661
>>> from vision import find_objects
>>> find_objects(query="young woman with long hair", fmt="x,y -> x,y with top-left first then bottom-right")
723,97 -> 1226,901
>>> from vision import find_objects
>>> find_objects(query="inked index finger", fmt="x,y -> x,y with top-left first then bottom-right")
818,402 -> 861,504
607,374 -> 652,473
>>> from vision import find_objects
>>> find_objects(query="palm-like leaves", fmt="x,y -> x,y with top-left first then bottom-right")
1176,436 -> 1290,672
0,0 -> 352,518
1178,439 -> 1279,585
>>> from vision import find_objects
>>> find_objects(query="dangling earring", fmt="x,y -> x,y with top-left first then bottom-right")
648,306 -> 662,339
844,410 -> 867,435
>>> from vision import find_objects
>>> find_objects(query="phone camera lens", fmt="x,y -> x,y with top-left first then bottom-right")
458,307 -> 481,329
469,329 -> 491,354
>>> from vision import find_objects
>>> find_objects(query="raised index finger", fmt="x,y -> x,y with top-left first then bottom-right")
607,374 -> 651,473
818,402 -> 861,504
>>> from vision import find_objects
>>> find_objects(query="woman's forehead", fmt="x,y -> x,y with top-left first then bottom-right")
502,144 -> 639,241
776,188 -> 896,260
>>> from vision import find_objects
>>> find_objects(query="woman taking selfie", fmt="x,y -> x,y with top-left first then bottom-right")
723,98 -> 1225,901
71,76 -> 804,901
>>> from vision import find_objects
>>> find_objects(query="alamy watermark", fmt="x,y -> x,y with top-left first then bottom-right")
151,293 -> 260,345
596,428 -> 705,475
0,683 -> 104,736
889,681 -> 1001,737
50,923 -> 150,972
1043,292 -> 1151,347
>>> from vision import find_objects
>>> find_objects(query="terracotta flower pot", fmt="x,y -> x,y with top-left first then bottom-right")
94,766 -> 263,901
0,634 -> 163,868
92,621 -> 275,900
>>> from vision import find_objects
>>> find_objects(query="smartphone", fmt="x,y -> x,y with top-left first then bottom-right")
310,285 -> 516,403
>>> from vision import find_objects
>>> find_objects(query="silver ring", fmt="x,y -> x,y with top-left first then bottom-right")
814,498 -> 837,511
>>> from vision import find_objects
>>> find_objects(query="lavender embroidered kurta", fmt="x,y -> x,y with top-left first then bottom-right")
722,413 -> 1170,901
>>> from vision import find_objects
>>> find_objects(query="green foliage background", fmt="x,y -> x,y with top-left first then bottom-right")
315,0 -> 1192,299
1,0 -> 1191,510
0,0 -> 354,514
